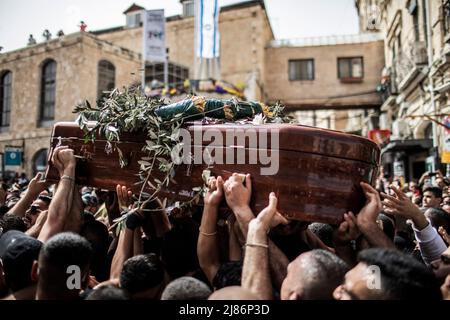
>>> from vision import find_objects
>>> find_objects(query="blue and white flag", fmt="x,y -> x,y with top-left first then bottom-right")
195,0 -> 220,59
143,9 -> 166,62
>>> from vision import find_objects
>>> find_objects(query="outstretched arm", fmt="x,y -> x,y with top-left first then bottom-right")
8,173 -> 49,217
242,193 -> 280,300
356,182 -> 395,249
224,173 -> 289,292
382,185 -> 447,264
197,176 -> 223,285
332,211 -> 360,266
110,184 -> 138,280
38,146 -> 76,243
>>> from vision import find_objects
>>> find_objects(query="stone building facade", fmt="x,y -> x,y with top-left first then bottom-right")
356,0 -> 450,179
0,32 -> 140,177
265,34 -> 385,132
0,0 -> 384,177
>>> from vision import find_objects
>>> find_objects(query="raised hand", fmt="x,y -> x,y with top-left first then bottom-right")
249,192 -> 287,233
381,185 -> 421,219
27,172 -> 50,196
116,184 -> 133,211
333,211 -> 361,245
223,173 -> 252,212
51,146 -> 76,177
356,182 -> 382,227
439,226 -> 450,244
204,176 -> 224,208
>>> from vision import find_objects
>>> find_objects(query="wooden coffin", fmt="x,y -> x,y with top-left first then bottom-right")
45,122 -> 380,225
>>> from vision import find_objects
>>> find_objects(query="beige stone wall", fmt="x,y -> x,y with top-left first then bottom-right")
97,3 -> 274,100
264,40 -> 385,108
0,33 -> 140,176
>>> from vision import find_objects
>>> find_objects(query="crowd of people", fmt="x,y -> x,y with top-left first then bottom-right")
0,146 -> 449,300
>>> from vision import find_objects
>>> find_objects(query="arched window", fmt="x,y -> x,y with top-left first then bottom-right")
0,71 -> 12,130
39,60 -> 56,125
32,148 -> 48,176
97,60 -> 115,100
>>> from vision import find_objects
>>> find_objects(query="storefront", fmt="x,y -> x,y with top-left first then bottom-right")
381,139 -> 434,182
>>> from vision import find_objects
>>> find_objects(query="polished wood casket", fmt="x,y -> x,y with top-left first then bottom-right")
45,122 -> 380,225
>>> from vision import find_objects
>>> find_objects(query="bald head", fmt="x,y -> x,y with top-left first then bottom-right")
281,249 -> 349,300
208,286 -> 259,300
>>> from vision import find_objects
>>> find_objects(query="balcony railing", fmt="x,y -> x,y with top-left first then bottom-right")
393,41 -> 427,85
391,25 -> 428,90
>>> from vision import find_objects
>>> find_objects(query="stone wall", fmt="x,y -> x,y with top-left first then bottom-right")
0,33 -> 140,176
264,40 -> 385,109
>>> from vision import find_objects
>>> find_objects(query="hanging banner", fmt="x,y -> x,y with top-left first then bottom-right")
442,116 -> 450,163
195,0 -> 220,58
143,9 -> 166,63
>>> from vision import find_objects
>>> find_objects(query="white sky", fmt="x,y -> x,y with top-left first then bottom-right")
0,0 -> 359,53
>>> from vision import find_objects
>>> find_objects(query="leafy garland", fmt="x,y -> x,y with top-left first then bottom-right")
73,87 -> 292,217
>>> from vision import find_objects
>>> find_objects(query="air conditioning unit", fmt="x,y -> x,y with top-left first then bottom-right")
391,119 -> 410,139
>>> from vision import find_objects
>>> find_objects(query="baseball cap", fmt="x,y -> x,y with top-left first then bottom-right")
0,230 -> 42,263
0,230 -> 42,291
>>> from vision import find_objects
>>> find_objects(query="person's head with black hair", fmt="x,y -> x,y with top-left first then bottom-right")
422,186 -> 443,208
119,253 -> 166,299
281,249 -> 349,300
161,216 -> 200,278
86,285 -> 130,300
34,232 -> 93,300
23,198 -> 49,229
0,230 -> 42,294
212,261 -> 242,289
425,207 -> 450,233
0,214 -> 26,234
161,276 -> 211,300
308,223 -> 334,247
80,219 -> 110,282
333,248 -> 441,300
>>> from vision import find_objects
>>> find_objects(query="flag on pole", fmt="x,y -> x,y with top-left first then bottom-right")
195,0 -> 220,59
143,9 -> 166,62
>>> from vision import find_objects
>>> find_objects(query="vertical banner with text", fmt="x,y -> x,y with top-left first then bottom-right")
143,9 -> 166,63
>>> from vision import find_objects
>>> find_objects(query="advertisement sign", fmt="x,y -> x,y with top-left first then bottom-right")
143,9 -> 165,63
368,129 -> 390,146
4,146 -> 22,166
442,116 -> 450,163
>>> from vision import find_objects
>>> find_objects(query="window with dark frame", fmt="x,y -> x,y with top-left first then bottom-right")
39,60 -> 56,124
97,60 -> 116,101
32,148 -> 48,176
289,59 -> 314,81
337,57 -> 364,82
145,62 -> 189,88
0,71 -> 12,130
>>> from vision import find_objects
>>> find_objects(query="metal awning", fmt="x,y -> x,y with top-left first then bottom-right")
381,139 -> 432,154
